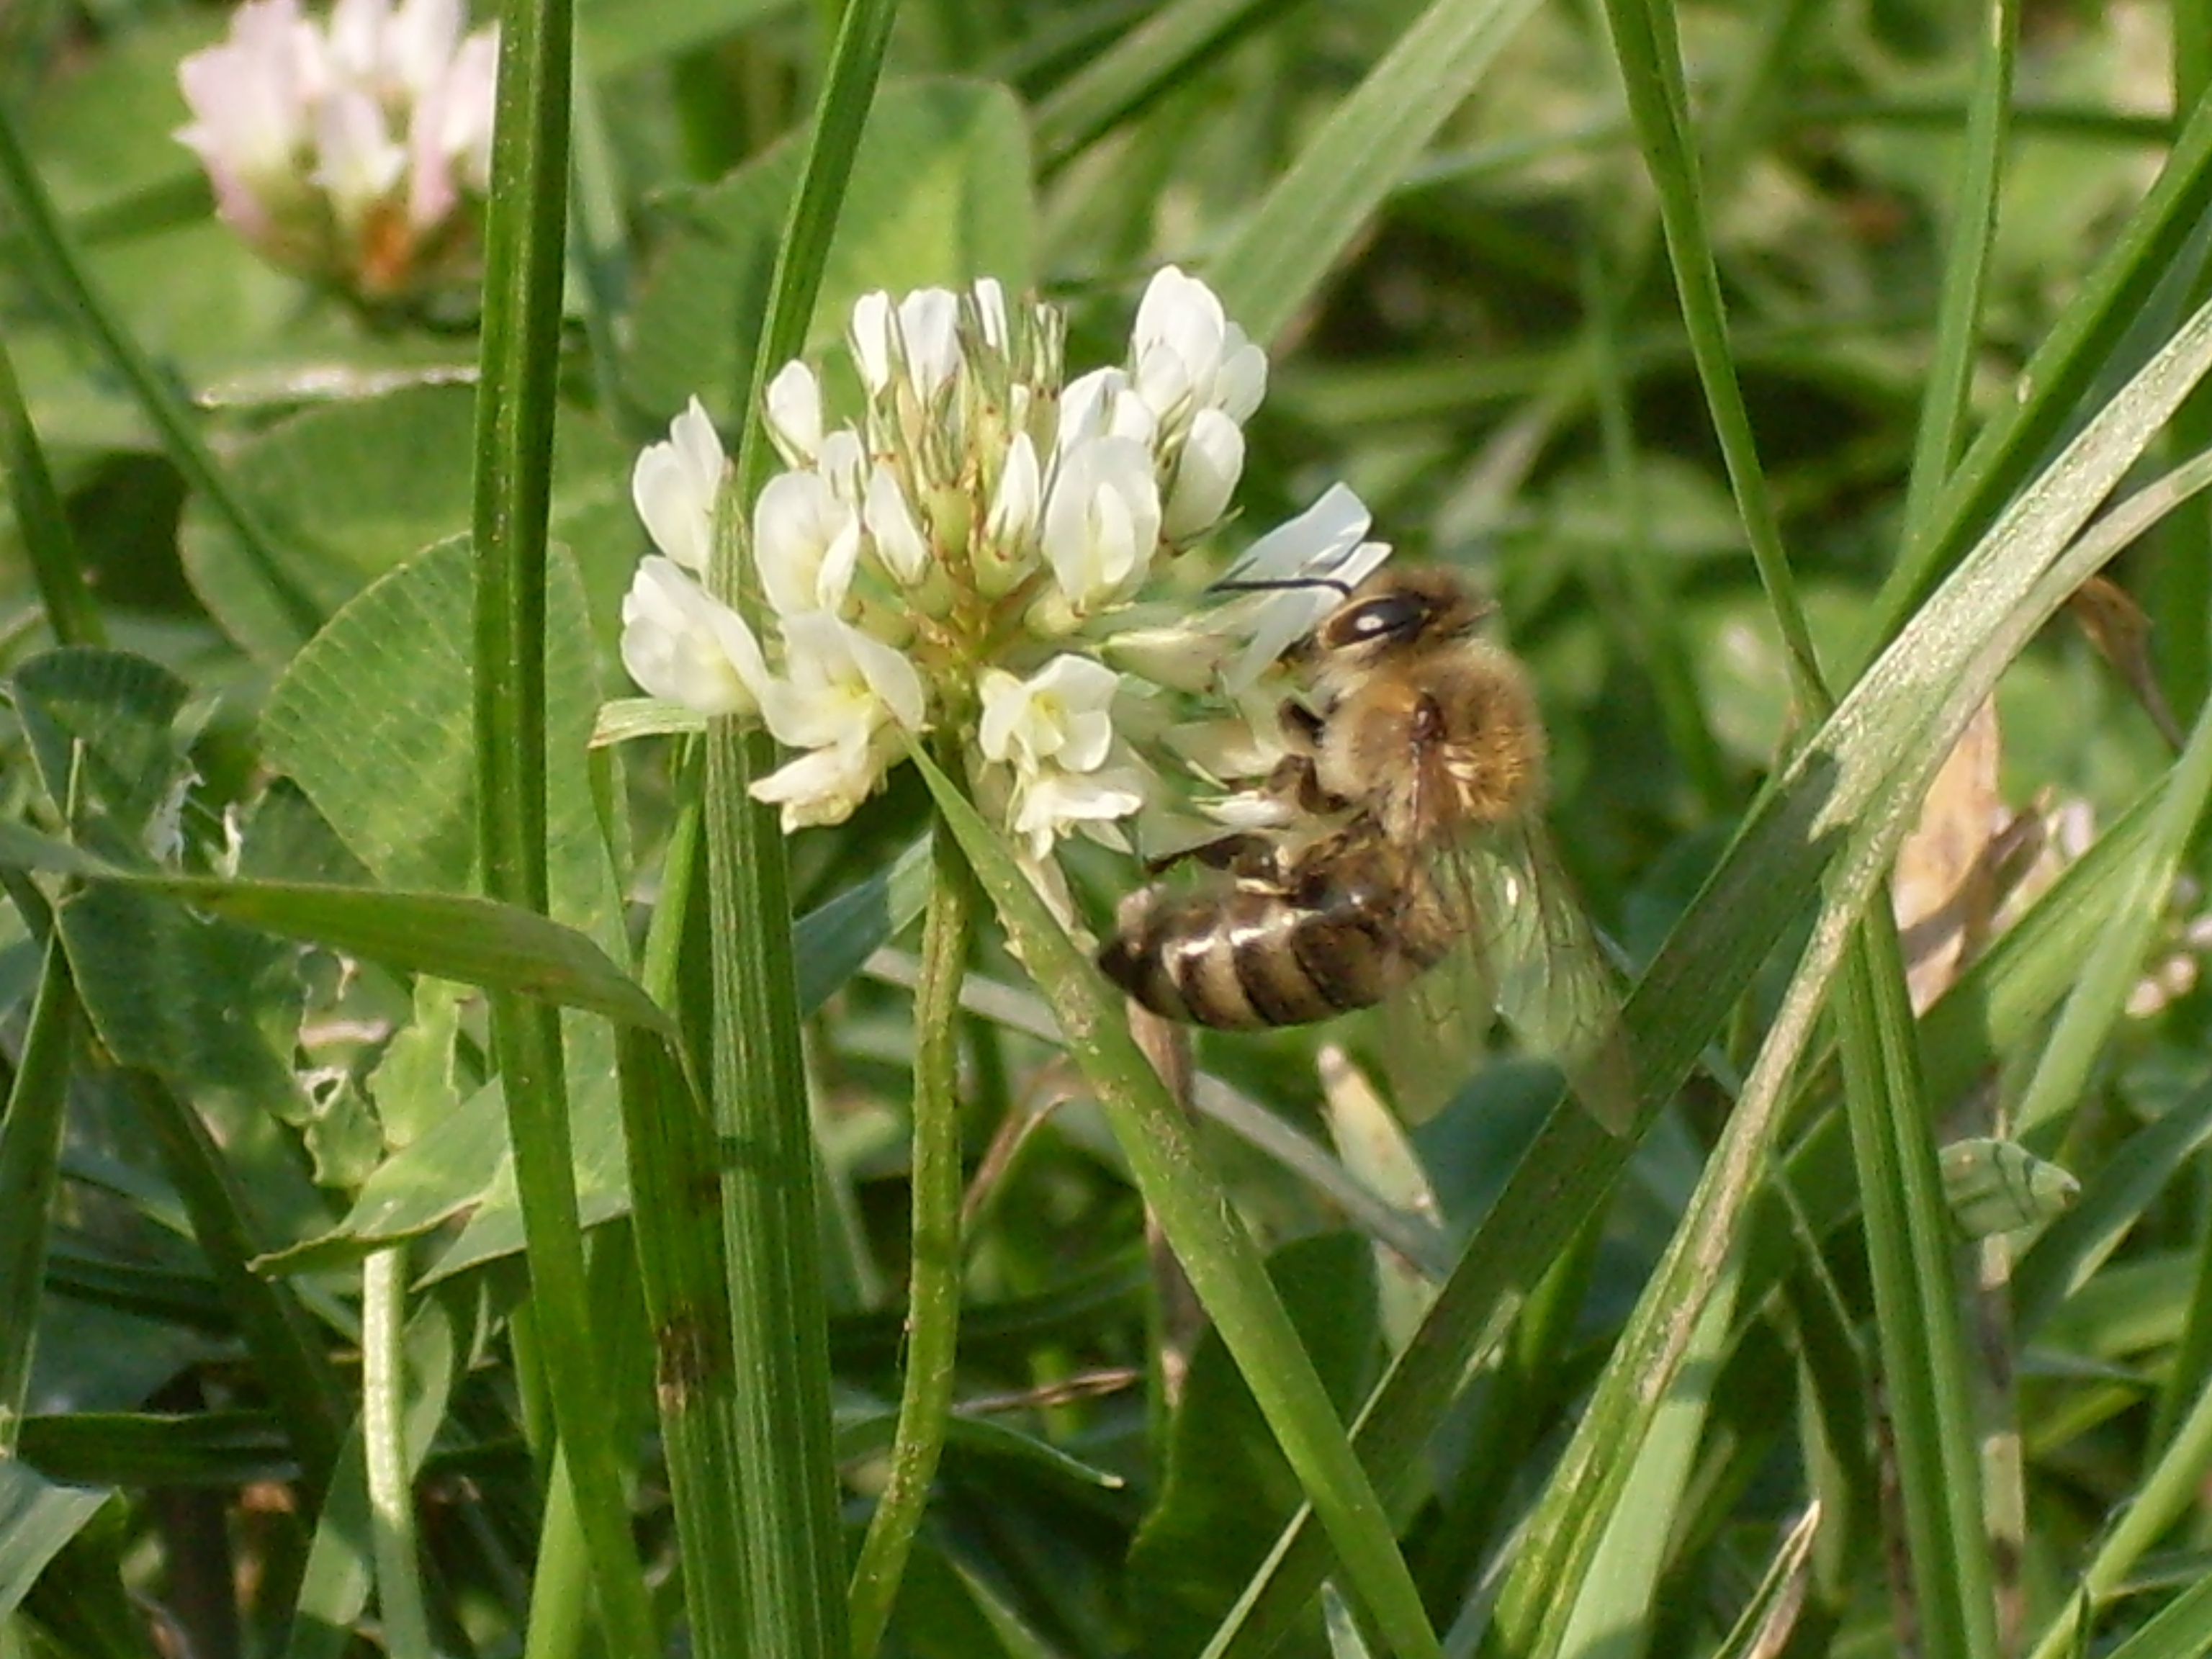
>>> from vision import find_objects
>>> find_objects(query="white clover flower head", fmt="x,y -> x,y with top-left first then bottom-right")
175,0 -> 497,307
611,272 -> 1390,888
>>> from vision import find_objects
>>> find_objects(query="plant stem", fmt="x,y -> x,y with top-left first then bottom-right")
362,1247 -> 431,1659
848,780 -> 976,1658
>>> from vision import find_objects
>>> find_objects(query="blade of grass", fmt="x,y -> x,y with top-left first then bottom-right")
616,787 -> 764,1659
2024,1364 -> 2212,1659
2010,682 -> 2212,1143
361,1248 -> 431,1659
471,0 -> 657,1642
1593,0 -> 1822,707
0,933 -> 78,1457
1032,0 -> 1302,174
0,835 -> 673,1035
688,0 -> 904,1651
1210,0 -> 1543,347
1899,0 -> 2019,544
1861,93 -> 2212,662
911,747 -> 1445,1659
1557,4 -> 1992,1649
0,332 -> 104,650
1831,914 -> 1997,1659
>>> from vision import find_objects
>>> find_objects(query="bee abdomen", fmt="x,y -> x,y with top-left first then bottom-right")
1099,879 -> 1433,1030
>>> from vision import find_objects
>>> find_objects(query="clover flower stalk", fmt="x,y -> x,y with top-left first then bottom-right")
176,0 -> 496,313
613,269 -> 1390,1647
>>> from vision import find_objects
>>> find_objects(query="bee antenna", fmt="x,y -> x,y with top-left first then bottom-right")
1210,575 -> 1355,601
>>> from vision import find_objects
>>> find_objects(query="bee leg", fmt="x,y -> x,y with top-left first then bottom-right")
1146,832 -> 1276,878
1262,752 -> 1351,817
1278,699 -> 1326,751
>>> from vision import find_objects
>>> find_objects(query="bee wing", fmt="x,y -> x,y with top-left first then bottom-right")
1452,819 -> 1635,1135
1373,864 -> 1501,1122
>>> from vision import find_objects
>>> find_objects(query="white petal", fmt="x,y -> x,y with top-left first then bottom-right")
311,87 -> 405,228
1219,481 -> 1370,586
1010,765 -> 1146,859
1216,329 -> 1268,422
1057,367 -> 1152,453
749,739 -> 882,831
1161,408 -> 1244,543
977,667 -> 1028,763
619,557 -> 765,716
1132,266 -> 1223,408
850,291 -> 895,392
753,471 -> 859,617
970,277 -> 1008,349
1041,435 -> 1159,613
422,27 -> 497,197
389,0 -> 462,95
631,398 -> 727,573
816,430 -> 866,501
841,619 -> 929,731
763,360 -> 823,465
1100,622 -> 1234,694
984,431 -> 1041,552
1224,529 -> 1395,691
326,0 -> 387,82
863,465 -> 930,585
766,612 -> 926,747
897,288 -> 962,395
1028,655 -> 1121,772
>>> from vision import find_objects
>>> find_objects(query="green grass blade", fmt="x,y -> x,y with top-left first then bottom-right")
1863,94 -> 2212,660
1210,0 -> 1543,346
469,0 -> 657,1641
847,818 -> 976,1658
1033,0 -> 1297,173
2011,684 -> 2212,1141
1832,915 -> 1998,1659
0,826 -> 672,1035
688,1 -> 905,1653
0,934 -> 79,1455
1595,0 -> 1822,707
2025,1368 -> 2212,1659
1899,0 -> 2018,542
361,1249 -> 431,1659
0,332 -> 103,650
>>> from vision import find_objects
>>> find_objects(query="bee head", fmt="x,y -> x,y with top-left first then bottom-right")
1316,569 -> 1488,662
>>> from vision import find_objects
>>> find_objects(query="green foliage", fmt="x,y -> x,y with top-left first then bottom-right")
8,0 -> 2212,1657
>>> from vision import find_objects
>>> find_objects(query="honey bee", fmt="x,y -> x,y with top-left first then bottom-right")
1097,567 -> 1632,1130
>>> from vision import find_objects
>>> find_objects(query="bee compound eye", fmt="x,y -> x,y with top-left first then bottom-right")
1346,593 -> 1424,641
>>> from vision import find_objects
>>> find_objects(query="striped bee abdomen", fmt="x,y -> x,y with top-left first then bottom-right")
1099,848 -> 1460,1030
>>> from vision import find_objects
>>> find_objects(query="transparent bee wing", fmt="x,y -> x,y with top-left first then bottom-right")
1372,864 -> 1501,1123
1453,820 -> 1635,1135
